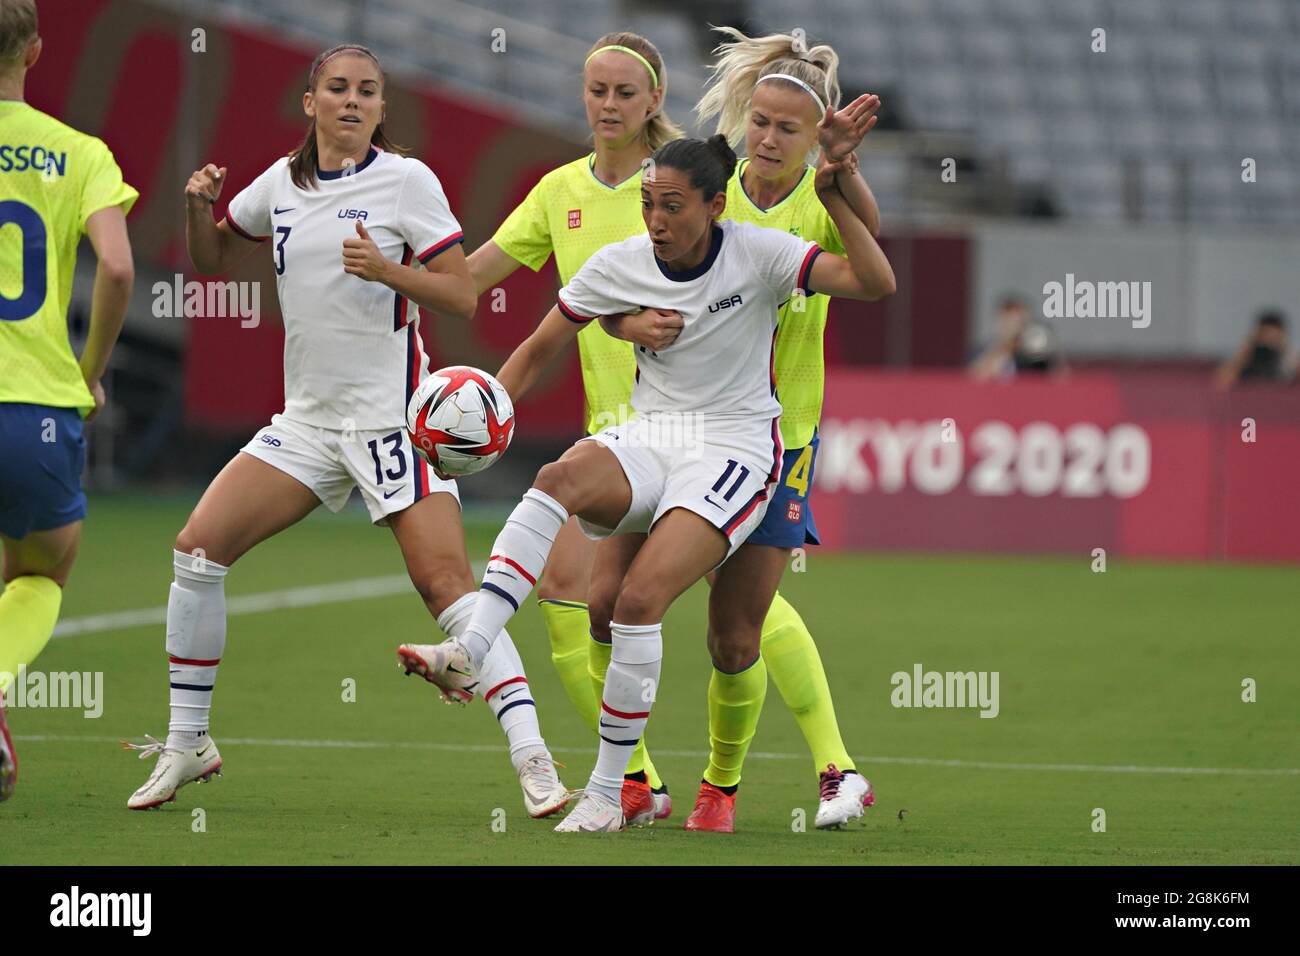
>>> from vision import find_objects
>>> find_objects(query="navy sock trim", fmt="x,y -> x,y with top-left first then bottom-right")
480,582 -> 520,611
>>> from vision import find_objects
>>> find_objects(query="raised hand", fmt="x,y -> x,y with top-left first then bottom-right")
185,163 -> 227,209
817,93 -> 880,163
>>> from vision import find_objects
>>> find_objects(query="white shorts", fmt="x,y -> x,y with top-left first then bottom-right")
240,414 -> 459,526
576,414 -> 783,561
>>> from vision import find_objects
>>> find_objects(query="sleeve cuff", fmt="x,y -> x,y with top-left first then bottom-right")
557,297 -> 595,324
225,211 -> 269,242
796,244 -> 822,297
417,231 -> 465,264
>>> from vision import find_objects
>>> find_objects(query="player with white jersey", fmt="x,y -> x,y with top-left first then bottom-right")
125,44 -> 570,818
408,134 -> 895,832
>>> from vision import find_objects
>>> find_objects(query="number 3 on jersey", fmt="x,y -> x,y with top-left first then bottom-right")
785,444 -> 813,497
0,200 -> 48,322
274,225 -> 291,275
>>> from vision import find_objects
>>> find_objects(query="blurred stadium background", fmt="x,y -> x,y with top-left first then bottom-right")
36,0 -> 1300,561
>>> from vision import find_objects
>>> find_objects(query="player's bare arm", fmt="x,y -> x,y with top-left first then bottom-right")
466,239 -> 523,296
495,305 -> 582,403
807,161 -> 895,301
344,221 -> 476,321
80,206 -> 134,421
185,163 -> 260,275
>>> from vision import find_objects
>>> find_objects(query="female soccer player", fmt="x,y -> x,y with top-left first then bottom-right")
604,27 -> 885,830
411,134 -> 894,832
0,1 -> 136,802
124,44 -> 569,819
419,31 -> 879,830
443,32 -> 681,819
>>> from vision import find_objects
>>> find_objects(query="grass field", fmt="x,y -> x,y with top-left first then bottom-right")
2,493 -> 1297,866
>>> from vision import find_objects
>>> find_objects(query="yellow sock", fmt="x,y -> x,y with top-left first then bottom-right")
538,599 -> 598,732
704,656 -> 768,788
588,635 -> 662,790
0,575 -> 63,697
761,591 -> 855,774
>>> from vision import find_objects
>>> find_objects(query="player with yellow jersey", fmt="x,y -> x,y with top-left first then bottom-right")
453,29 -> 882,830
0,0 -> 137,801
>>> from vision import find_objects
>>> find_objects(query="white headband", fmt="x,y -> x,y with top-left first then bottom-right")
757,72 -> 827,116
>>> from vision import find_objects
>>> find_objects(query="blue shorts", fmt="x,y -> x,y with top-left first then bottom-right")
0,403 -> 87,539
746,430 -> 820,548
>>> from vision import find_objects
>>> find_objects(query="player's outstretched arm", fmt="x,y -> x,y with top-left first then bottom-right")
186,164 -> 261,275
806,160 -> 896,302
495,306 -> 581,405
467,240 -> 523,297
81,206 -> 135,421
817,94 -> 882,237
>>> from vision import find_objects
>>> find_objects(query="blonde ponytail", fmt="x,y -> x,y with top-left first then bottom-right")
696,25 -> 842,149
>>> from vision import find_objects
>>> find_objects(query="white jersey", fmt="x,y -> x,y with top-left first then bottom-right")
225,147 -> 463,430
556,218 -> 820,423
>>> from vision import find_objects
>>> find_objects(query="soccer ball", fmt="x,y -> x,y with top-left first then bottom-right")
406,366 -> 515,478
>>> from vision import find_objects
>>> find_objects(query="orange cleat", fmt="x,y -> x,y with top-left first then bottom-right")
683,781 -> 736,833
621,777 -> 655,827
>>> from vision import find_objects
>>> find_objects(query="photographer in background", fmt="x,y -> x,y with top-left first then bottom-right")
969,294 -> 1065,381
1215,310 -> 1298,390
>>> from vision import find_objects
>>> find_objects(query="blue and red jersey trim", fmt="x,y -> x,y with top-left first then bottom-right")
796,244 -> 822,297
557,297 -> 595,324
417,231 -> 464,264
393,245 -> 414,330
225,211 -> 268,242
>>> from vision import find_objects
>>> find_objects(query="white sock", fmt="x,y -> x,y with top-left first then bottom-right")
588,622 -> 662,802
166,548 -> 229,746
437,593 -> 545,769
461,488 -> 568,666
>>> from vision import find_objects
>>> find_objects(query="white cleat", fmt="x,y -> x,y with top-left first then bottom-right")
553,789 -> 626,833
518,751 -> 572,819
397,639 -> 478,705
0,691 -> 17,803
815,764 -> 874,830
125,734 -> 223,810
652,787 -> 672,821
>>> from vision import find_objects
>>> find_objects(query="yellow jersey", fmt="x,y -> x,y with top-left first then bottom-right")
0,100 -> 138,412
492,153 -> 643,434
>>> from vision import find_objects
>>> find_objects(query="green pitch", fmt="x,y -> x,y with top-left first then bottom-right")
2,493 -> 1297,865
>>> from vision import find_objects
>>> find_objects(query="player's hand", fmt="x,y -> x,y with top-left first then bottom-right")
342,221 -> 390,282
185,164 -> 227,209
85,379 -> 106,423
817,93 -> 879,163
622,307 -> 683,352
815,157 -> 853,196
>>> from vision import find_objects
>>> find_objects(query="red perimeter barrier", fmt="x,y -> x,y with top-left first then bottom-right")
812,371 -> 1300,561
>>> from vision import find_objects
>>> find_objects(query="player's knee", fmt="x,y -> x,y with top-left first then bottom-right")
612,579 -> 667,626
174,525 -> 234,568
707,630 -> 760,673
536,562 -> 579,601
533,460 -> 585,511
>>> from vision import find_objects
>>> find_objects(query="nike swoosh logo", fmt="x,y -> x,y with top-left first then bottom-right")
196,745 -> 211,757
485,569 -> 518,582
383,488 -> 403,499
273,206 -> 295,214
703,494 -> 725,510
447,665 -> 473,678
501,688 -> 526,700
598,719 -> 626,729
